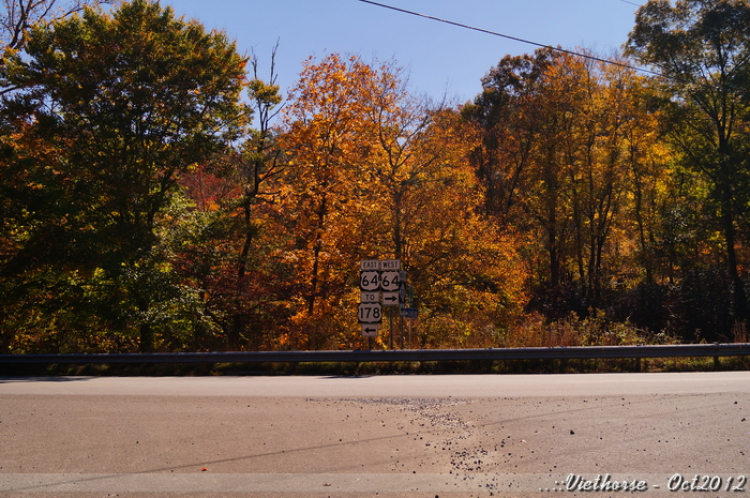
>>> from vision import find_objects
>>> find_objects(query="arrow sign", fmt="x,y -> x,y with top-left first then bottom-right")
399,306 -> 419,319
361,324 -> 379,337
382,292 -> 399,305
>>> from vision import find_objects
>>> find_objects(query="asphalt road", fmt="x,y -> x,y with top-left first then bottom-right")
1,372 -> 749,497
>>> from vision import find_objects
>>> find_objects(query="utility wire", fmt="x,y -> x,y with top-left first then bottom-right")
357,0 -> 663,78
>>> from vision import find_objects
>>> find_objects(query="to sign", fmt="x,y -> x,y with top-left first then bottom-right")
360,271 -> 380,291
358,303 -> 382,323
360,292 -> 379,303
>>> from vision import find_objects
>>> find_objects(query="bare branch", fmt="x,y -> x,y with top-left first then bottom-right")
1,0 -> 120,51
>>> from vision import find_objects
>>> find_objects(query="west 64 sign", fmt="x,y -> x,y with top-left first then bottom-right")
379,271 -> 400,291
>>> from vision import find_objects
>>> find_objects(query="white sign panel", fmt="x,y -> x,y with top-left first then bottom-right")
381,291 -> 399,306
360,292 -> 379,303
360,260 -> 380,271
380,259 -> 400,270
357,302 -> 382,323
359,271 -> 380,291
380,271 -> 400,291
361,324 -> 379,337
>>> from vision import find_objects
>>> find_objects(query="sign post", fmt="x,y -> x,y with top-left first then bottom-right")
357,259 -> 416,348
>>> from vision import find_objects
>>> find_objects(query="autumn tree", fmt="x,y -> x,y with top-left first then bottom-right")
275,53 -> 528,349
382,108 -> 527,348
0,0 -> 118,56
465,49 -> 578,308
466,48 -> 667,317
463,49 -> 572,298
0,0 -> 248,351
272,54 -> 384,348
626,0 -> 750,323
175,47 -> 287,351
463,50 -> 556,222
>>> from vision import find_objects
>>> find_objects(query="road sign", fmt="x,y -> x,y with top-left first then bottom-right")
380,259 -> 400,270
357,259 -> 411,343
360,260 -> 380,271
381,292 -> 399,306
359,271 -> 380,291
361,324 -> 379,337
357,302 -> 382,323
360,292 -> 379,303
399,306 -> 419,319
380,271 -> 400,291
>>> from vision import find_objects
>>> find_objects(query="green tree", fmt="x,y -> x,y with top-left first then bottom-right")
177,49 -> 285,351
0,0 -> 116,54
0,0 -> 248,351
626,0 -> 750,323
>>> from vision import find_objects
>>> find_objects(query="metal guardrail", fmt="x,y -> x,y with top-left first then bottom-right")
1,343 -> 750,364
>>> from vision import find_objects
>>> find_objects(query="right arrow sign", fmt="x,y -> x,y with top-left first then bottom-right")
399,306 -> 419,319
381,292 -> 399,306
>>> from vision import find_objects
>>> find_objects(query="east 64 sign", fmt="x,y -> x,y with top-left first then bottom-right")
359,271 -> 380,291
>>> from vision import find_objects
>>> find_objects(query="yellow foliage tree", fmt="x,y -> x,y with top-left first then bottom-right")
466,48 -> 668,318
274,53 -> 528,349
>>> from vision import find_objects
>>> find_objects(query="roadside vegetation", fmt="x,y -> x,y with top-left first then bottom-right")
3,0 -> 750,356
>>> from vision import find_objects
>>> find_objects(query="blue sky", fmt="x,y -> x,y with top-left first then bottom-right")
163,0 -> 642,105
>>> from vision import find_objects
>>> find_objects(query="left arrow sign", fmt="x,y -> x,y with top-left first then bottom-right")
361,324 -> 379,337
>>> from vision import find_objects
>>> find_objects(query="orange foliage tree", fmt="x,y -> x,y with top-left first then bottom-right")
274,53 -> 528,349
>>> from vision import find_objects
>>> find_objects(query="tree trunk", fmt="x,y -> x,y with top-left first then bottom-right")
720,197 -> 748,322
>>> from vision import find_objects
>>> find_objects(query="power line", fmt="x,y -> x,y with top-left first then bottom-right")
356,0 -> 662,78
